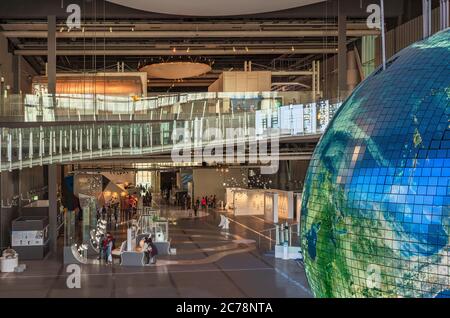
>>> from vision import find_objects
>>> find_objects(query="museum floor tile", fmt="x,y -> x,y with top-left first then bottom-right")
0,209 -> 311,298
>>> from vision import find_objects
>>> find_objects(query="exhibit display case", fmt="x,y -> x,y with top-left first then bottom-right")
78,194 -> 98,243
11,216 -> 49,260
226,188 -> 294,222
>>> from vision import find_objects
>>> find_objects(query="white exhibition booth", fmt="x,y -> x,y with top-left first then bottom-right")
226,188 -> 294,223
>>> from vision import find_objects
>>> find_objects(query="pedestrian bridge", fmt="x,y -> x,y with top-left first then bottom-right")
0,93 -> 342,172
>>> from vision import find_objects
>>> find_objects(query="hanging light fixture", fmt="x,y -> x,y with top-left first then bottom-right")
139,56 -> 214,80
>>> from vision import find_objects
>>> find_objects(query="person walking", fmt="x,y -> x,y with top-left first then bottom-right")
147,237 -> 158,264
113,203 -> 119,226
101,234 -> 109,263
186,194 -> 191,209
201,197 -> 206,211
105,233 -> 114,265
193,202 -> 198,217
98,233 -> 106,262
101,205 -> 107,220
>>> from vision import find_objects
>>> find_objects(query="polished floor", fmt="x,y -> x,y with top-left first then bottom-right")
0,208 -> 312,298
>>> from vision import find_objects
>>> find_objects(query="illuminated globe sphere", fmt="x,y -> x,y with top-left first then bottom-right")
301,29 -> 450,298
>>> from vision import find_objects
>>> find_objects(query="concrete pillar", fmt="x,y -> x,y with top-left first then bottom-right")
48,165 -> 58,253
338,3 -> 347,99
47,16 -> 56,96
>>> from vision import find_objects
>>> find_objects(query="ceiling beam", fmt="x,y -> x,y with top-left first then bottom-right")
272,71 -> 313,76
2,29 -> 380,38
14,48 -> 339,56
0,22 -> 377,31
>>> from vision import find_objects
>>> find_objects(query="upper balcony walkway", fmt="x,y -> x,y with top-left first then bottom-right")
0,92 -> 343,172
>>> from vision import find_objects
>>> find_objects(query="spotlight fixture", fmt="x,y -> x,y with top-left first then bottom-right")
172,47 -> 177,53
186,47 -> 190,53
291,46 -> 295,51
245,46 -> 249,52
109,27 -> 113,33
232,47 -> 236,52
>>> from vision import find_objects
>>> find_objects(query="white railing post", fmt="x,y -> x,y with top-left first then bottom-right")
69,128 -> 73,162
8,132 -> 12,171
29,130 -> 33,168
109,126 -> 113,156
59,129 -> 63,162
18,128 -> 22,170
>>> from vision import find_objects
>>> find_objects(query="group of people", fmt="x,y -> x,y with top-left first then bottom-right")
97,203 -> 119,227
200,195 -> 217,210
190,195 -> 217,217
98,232 -> 115,264
180,193 -> 191,210
143,191 -> 153,207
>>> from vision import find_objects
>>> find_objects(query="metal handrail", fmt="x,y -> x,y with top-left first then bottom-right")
257,222 -> 302,252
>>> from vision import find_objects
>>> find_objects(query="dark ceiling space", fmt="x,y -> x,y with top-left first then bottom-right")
0,0 -> 424,92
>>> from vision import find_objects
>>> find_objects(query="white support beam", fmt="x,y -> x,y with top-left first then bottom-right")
423,0 -> 432,38
441,0 -> 449,30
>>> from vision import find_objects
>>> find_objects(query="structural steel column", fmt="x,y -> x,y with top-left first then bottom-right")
423,0 -> 432,38
338,2 -> 347,98
12,55 -> 20,94
48,165 -> 58,253
441,0 -> 449,30
47,16 -> 56,96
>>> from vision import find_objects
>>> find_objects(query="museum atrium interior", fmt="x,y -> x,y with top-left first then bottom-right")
0,0 -> 448,299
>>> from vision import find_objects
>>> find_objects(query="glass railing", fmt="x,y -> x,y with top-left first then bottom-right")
0,100 -> 343,172
0,91 -> 347,171
0,91 -> 347,122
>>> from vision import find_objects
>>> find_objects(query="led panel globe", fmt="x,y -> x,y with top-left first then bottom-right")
301,29 -> 450,298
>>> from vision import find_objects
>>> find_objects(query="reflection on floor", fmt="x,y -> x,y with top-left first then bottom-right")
0,208 -> 312,298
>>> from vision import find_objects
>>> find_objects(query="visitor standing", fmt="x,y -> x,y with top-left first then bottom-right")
201,197 -> 206,210
101,205 -> 107,220
113,203 -> 119,226
106,233 -> 114,265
